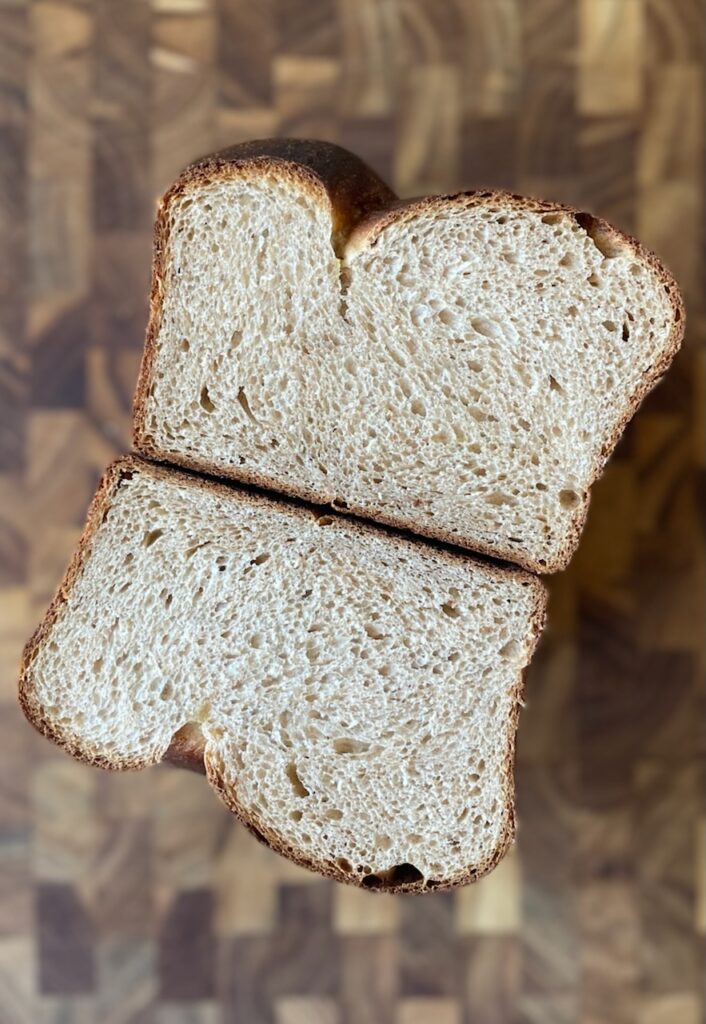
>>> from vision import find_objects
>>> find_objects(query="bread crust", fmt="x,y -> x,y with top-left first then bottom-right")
18,454 -> 547,892
133,140 -> 685,574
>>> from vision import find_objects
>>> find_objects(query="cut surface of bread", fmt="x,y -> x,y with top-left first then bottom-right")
134,139 -> 684,573
20,457 -> 546,891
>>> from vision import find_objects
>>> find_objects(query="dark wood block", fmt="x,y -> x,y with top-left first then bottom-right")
580,118 -> 638,233
521,0 -> 577,66
338,119 -> 395,188
38,883 -> 96,995
277,883 -> 332,930
93,127 -> 151,232
158,890 -> 215,1001
95,0 -> 151,121
341,936 -> 397,1024
461,118 -> 519,192
575,599 -> 638,809
217,0 -> 274,108
274,0 -> 338,56
222,915 -> 341,1018
30,302 -> 87,408
90,234 -> 151,350
518,68 -> 578,179
399,893 -> 464,997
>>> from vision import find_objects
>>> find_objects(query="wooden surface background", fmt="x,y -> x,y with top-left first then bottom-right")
0,0 -> 704,1022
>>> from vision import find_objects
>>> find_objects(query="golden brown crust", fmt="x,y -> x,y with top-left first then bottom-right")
164,722 -> 207,774
18,454 -> 547,892
133,141 -> 684,575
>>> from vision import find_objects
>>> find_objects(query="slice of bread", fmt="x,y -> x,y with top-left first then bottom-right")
134,139 -> 684,573
19,456 -> 546,891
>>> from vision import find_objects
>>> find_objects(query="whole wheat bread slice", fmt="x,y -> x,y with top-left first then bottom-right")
134,139 -> 684,573
19,457 -> 546,892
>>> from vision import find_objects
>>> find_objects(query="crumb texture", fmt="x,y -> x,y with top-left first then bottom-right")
24,465 -> 543,886
140,170 -> 679,571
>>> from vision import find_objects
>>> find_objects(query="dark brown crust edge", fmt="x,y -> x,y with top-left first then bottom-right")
133,140 -> 685,574
18,454 -> 548,893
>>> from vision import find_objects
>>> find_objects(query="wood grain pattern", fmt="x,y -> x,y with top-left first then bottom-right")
0,0 -> 704,1021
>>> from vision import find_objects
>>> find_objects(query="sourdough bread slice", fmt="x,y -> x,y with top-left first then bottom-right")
20,456 -> 546,891
134,139 -> 684,573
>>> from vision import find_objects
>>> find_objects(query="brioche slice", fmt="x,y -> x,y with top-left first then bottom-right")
134,139 -> 684,573
20,457 -> 546,891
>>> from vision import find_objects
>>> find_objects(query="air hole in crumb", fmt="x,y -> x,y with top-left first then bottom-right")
290,809 -> 303,822
143,528 -> 164,548
362,863 -> 423,889
542,212 -> 563,225
364,623 -> 385,640
253,552 -> 270,565
229,329 -> 242,351
588,273 -> 601,288
622,322 -> 630,341
180,339 -> 190,351
325,808 -> 343,821
500,640 -> 522,660
471,317 -> 500,339
575,213 -> 624,259
199,385 -> 215,412
410,399 -> 426,417
334,738 -> 370,755
536,482 -> 547,491
286,763 -> 309,798
336,857 -> 352,872
236,388 -> 257,422
185,540 -> 210,558
559,253 -> 575,268
559,489 -> 581,509
159,682 -> 173,700
602,320 -> 617,333
441,602 -> 461,619
376,835 -> 392,850
549,375 -> 564,393
485,491 -> 514,506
